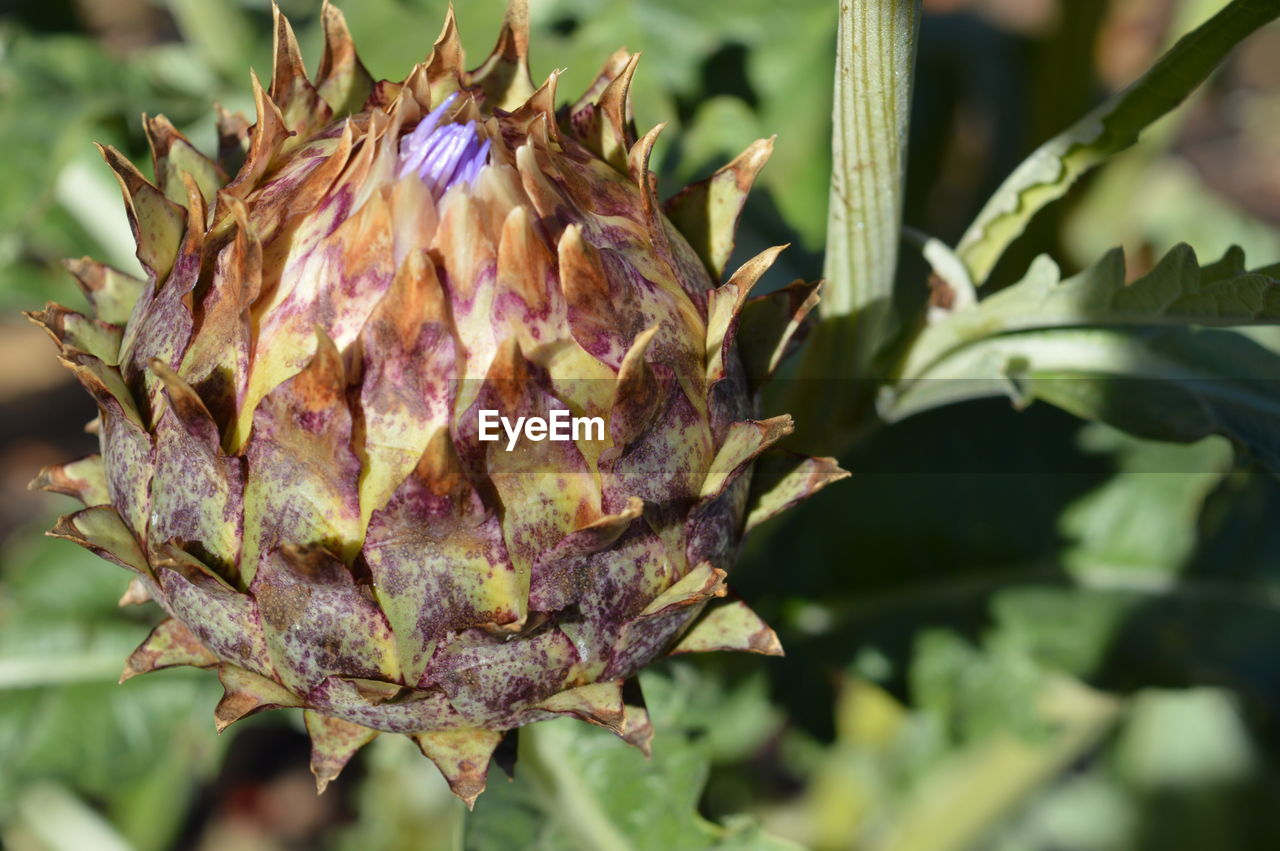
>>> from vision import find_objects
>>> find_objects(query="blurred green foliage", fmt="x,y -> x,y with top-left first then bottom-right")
3,1 -> 1280,850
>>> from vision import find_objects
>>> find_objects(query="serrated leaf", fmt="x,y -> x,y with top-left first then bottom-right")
956,0 -> 1280,285
885,325 -> 1280,471
900,244 -> 1280,383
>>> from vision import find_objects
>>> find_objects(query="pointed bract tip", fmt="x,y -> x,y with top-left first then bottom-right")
430,5 -> 463,65
214,666 -> 303,733
413,727 -> 503,808
118,577 -> 151,607
317,0 -> 373,115
671,599 -> 784,658
305,711 -> 378,796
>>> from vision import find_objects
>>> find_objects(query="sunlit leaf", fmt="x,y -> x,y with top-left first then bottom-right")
900,244 -> 1280,383
885,324 -> 1280,471
956,0 -> 1280,285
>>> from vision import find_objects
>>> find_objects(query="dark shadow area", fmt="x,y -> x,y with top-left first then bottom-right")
2,0 -> 80,32
172,720 -> 361,851
673,42 -> 761,126
737,397 -> 1112,738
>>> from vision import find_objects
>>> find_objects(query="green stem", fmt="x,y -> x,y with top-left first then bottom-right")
821,0 -> 921,328
786,0 -> 921,453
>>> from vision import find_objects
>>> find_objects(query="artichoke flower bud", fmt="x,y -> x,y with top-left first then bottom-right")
29,0 -> 847,805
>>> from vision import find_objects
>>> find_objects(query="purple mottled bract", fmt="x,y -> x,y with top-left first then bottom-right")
31,0 -> 848,807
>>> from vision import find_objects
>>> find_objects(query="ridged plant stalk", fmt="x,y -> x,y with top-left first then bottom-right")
789,0 -> 922,452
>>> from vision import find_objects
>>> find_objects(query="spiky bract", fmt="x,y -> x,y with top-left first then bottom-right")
30,0 -> 846,804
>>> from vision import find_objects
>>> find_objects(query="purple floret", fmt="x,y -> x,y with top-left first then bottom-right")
397,92 -> 491,196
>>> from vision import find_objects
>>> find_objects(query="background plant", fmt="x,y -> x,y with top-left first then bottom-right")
2,0 -> 1279,849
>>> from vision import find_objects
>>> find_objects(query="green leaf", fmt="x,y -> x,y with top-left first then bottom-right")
955,0 -> 1280,285
989,588 -> 1137,682
1116,689 -> 1255,790
0,525 -> 224,849
883,325 -> 1280,471
1108,688 -> 1269,850
983,428 -> 1233,682
899,243 -> 1280,382
879,676 -> 1119,851
911,632 -> 1053,746
465,665 -> 795,851
1059,425 -> 1232,581
163,0 -> 259,81
333,735 -> 465,851
1064,148 -> 1280,276
775,638 -> 1122,851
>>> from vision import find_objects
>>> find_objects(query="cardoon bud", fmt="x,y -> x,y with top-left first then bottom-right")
30,0 -> 847,804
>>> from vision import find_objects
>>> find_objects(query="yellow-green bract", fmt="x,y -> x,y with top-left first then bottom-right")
28,0 -> 847,806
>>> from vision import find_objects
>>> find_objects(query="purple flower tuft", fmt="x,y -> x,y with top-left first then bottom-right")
397,92 -> 490,196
